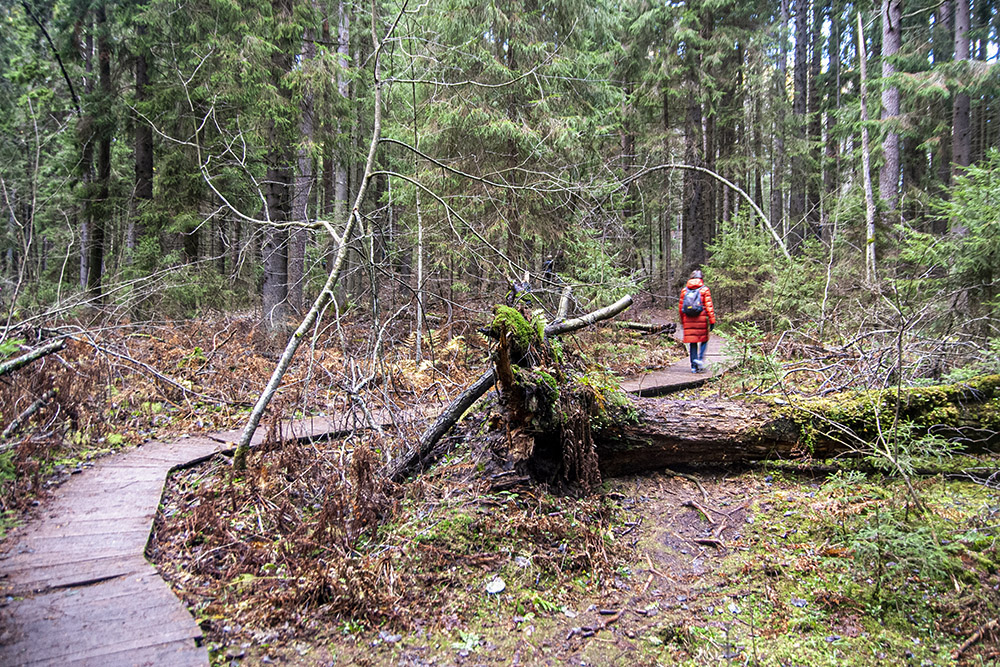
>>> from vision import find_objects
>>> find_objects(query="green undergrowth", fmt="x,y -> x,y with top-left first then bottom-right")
678,468 -> 1000,666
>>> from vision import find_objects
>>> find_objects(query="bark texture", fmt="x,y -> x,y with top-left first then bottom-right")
595,375 -> 1000,476
879,0 -> 902,214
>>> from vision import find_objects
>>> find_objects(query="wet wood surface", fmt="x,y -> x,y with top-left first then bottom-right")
618,333 -> 725,396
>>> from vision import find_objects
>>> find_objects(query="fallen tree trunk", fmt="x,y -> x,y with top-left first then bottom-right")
594,375 -> 1000,476
1,389 -> 57,444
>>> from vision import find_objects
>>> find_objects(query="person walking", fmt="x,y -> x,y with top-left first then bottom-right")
679,270 -> 716,373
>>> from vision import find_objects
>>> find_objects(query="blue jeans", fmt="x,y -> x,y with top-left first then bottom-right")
690,342 -> 708,370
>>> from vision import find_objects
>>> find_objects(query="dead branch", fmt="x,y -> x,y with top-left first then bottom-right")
954,618 -> 999,660
384,368 -> 497,483
666,469 -> 709,501
0,339 -> 65,378
1,388 -> 57,444
613,321 -> 677,335
81,339 -> 218,404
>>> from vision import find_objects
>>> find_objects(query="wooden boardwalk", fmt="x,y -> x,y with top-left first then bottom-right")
619,333 -> 725,396
0,413 -> 395,666
0,329 -> 724,666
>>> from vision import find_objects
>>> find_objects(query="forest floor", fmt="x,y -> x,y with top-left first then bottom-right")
145,307 -> 999,667
148,428 -> 1000,667
3,301 -> 1000,665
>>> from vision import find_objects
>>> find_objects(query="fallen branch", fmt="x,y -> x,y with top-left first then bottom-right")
384,369 -> 497,483
667,469 -> 709,502
1,389 -> 57,444
0,339 -> 65,378
954,617 -> 999,660
81,339 -> 218,404
544,295 -> 633,337
613,321 -> 677,335
382,295 -> 634,482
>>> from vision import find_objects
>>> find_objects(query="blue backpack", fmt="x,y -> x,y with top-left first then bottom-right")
681,287 -> 704,317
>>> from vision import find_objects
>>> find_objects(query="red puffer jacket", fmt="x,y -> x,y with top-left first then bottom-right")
679,277 -> 716,343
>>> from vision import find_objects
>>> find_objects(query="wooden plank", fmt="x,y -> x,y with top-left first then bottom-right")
1,620 -> 203,665
0,571 -> 204,665
94,638 -> 210,667
0,410 -> 445,667
4,526 -> 151,542
3,572 -> 196,625
1,541 -> 152,573
619,335 -> 724,396
15,508 -> 158,526
5,523 -> 151,545
1,555 -> 140,594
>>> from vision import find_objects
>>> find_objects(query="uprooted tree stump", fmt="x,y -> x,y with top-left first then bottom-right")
383,296 -> 636,487
485,304 -> 610,492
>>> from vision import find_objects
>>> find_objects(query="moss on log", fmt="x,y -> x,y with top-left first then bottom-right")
594,375 -> 1000,476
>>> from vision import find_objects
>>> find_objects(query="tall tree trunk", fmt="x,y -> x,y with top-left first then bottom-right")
857,12 -> 878,283
78,27 -> 94,290
662,89 -> 672,288
753,95 -> 764,212
879,0 -> 902,217
262,0 -> 294,332
87,3 -> 112,300
807,0 -> 824,239
703,106 -> 716,246
289,21 -> 317,315
621,80 -> 636,227
682,88 -> 706,274
788,0 -> 809,251
321,16 -> 335,218
952,0 -> 971,182
132,26 -> 153,260
971,0 -> 991,165
931,0 -> 954,234
823,0 -> 841,240
771,0 -> 789,241
263,157 -> 291,330
332,0 -> 350,299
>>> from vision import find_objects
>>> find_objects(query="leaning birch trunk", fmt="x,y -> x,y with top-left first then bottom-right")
383,295 -> 635,482
234,5 -> 388,470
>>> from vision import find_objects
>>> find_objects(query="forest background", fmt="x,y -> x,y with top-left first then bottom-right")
0,0 -> 997,347
3,0 -> 1000,662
